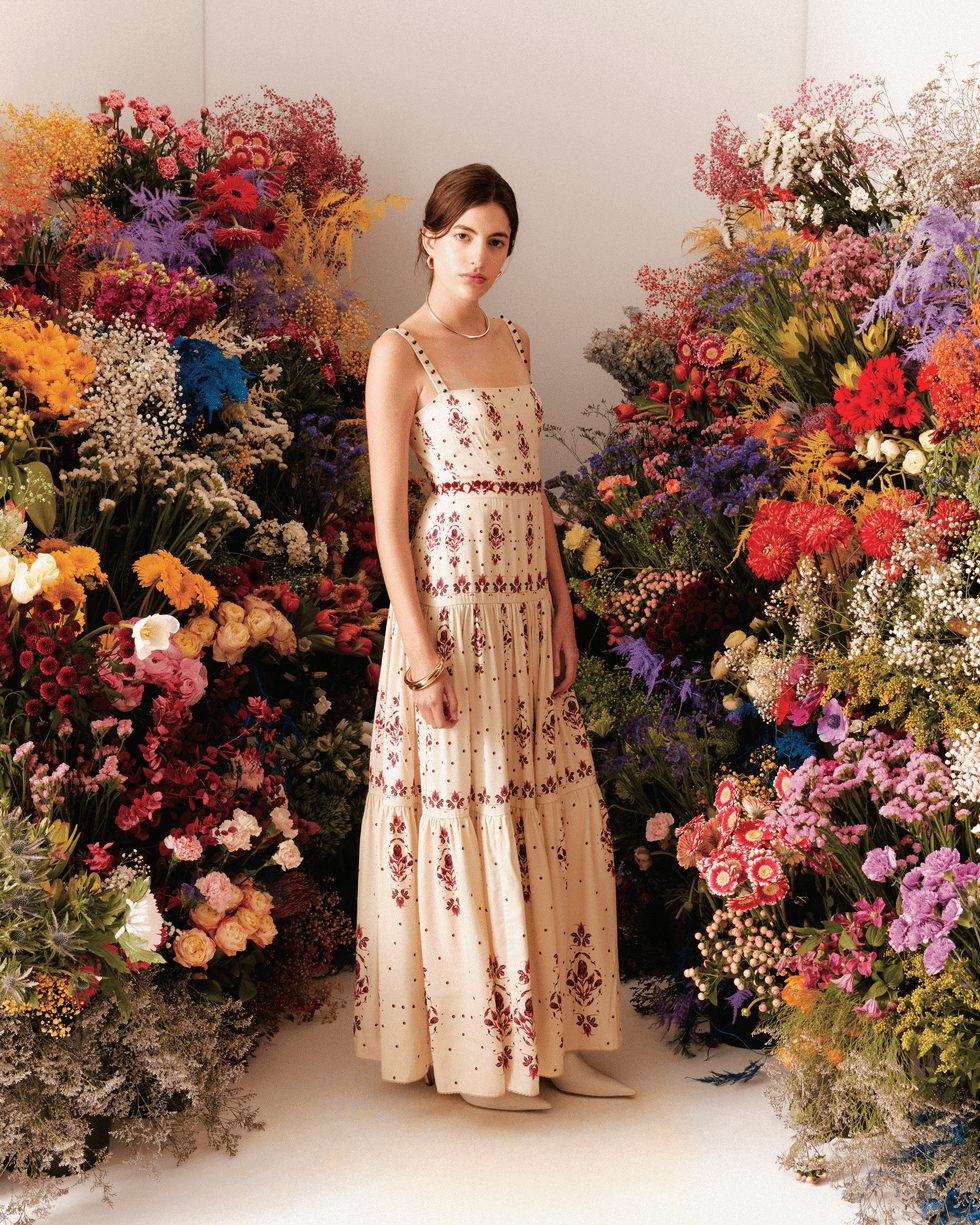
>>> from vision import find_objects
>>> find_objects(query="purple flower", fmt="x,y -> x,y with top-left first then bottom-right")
863,846 -> 898,882
817,698 -> 848,744
922,937 -> 956,976
924,847 -> 962,875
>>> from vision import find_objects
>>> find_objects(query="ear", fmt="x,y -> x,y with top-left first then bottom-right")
421,228 -> 437,256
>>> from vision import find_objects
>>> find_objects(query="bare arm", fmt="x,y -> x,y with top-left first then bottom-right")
517,327 -> 578,697
365,331 -> 458,728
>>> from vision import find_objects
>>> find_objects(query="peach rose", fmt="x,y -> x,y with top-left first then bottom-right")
172,928 -> 216,968
249,913 -> 278,948
217,601 -> 246,626
231,905 -> 260,936
214,916 -> 249,956
187,615 -> 218,645
239,880 -> 275,916
189,902 -> 223,934
213,620 -> 250,664
270,611 -> 297,657
172,628 -> 204,659
245,606 -> 275,643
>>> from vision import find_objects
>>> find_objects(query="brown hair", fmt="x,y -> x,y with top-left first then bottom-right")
416,163 -> 519,270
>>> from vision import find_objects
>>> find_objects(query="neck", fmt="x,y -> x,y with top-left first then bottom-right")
426,287 -> 489,335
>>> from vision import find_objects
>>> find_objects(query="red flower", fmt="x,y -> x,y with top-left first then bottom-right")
667,389 -> 689,423
648,381 -> 669,403
39,656 -> 60,676
612,403 -> 637,423
24,699 -> 43,717
254,206 -> 288,249
57,694 -> 77,715
929,497 -> 977,541
746,522 -> 799,580
793,503 -> 854,554
56,665 -> 78,687
39,681 -> 60,703
859,506 -> 907,560
19,650 -> 34,668
703,854 -> 745,897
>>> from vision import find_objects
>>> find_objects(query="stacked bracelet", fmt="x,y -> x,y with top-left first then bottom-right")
404,658 -> 446,691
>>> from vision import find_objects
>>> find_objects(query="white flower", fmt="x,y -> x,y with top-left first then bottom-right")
811,204 -> 824,227
217,808 -> 261,852
880,439 -> 903,462
864,431 -> 885,461
273,840 -> 302,869
361,720 -> 374,747
722,695 -> 744,712
809,163 -> 824,183
261,363 -> 283,383
918,429 -> 938,451
0,548 -> 17,586
270,805 -> 297,838
10,556 -> 59,604
849,185 -> 872,212
132,613 -> 180,660
115,892 -> 163,952
902,448 -> 927,475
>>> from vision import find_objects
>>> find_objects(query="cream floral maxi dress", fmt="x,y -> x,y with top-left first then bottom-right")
354,322 -> 621,1097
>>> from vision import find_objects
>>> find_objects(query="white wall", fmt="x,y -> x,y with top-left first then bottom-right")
5,0 -> 980,476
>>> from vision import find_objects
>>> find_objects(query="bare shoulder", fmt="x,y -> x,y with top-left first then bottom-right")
504,319 -> 531,367
366,328 -> 425,419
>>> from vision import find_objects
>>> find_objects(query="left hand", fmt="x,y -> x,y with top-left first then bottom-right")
551,603 -> 579,697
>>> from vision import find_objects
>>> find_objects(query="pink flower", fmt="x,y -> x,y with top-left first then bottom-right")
172,928 -> 216,969
272,840 -> 302,870
217,808 -> 261,852
176,658 -> 207,705
270,805 -> 297,838
854,997 -> 882,1019
195,870 -> 244,915
84,842 -> 115,871
163,832 -> 204,861
214,916 -> 249,956
645,812 -> 674,841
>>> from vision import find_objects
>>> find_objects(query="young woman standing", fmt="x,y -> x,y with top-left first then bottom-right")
355,164 -> 631,1109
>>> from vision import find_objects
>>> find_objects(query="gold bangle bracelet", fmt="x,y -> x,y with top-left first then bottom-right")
404,658 -> 445,691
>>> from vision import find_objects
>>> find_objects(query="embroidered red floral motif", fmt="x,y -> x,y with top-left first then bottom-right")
353,925 -> 370,1028
436,826 -> 461,914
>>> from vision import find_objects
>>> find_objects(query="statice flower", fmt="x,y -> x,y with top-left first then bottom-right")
672,436 -> 783,521
887,847 -> 980,974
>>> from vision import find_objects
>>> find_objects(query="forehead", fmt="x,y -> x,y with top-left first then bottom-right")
451,201 -> 511,238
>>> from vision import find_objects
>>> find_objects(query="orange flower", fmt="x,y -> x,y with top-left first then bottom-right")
781,974 -> 824,1015
133,549 -> 219,611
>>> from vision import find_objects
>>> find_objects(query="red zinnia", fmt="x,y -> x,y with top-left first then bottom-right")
747,522 -> 800,581
859,505 -> 907,560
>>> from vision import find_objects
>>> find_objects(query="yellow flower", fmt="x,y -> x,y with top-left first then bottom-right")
134,549 -> 219,611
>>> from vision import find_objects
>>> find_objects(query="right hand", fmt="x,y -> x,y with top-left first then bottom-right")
409,668 -> 459,729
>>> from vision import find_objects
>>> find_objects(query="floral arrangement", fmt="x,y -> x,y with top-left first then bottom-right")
0,84 -> 399,1211
555,56 -> 980,1220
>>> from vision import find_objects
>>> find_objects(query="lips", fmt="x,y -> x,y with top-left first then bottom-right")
462,274 -> 485,283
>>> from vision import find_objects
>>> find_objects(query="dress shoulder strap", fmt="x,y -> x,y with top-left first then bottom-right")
500,318 -> 529,370
389,327 -> 448,394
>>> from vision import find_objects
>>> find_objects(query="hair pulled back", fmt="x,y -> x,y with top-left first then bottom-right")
417,163 -> 519,270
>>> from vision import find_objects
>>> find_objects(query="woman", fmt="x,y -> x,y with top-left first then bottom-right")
354,164 -> 631,1109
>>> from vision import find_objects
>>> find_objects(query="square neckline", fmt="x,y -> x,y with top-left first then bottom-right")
392,321 -> 534,399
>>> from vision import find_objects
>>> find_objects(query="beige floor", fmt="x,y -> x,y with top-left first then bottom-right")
26,976 -> 857,1225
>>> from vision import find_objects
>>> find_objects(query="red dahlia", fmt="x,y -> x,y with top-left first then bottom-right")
859,506 -> 907,560
746,522 -> 800,581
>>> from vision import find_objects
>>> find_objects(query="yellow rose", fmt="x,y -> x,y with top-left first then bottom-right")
244,607 -> 275,643
189,902 -> 223,934
172,928 -> 216,968
217,601 -> 245,626
213,620 -> 251,665
172,628 -> 204,659
187,615 -> 218,645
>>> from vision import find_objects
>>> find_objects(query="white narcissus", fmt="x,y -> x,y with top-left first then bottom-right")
132,613 -> 180,660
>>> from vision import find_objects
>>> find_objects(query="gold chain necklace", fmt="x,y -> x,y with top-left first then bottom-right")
425,294 -> 491,339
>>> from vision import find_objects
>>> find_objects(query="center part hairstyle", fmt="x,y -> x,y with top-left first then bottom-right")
417,163 -> 519,270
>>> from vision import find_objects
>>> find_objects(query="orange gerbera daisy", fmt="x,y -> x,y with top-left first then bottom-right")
133,549 -> 219,611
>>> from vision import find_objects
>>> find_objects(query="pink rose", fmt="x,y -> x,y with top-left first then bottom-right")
176,658 -> 207,705
172,928 -> 216,968
189,903 -> 223,934
270,611 -> 297,656
249,913 -> 278,948
272,840 -> 302,870
136,643 -> 183,687
214,916 -> 249,956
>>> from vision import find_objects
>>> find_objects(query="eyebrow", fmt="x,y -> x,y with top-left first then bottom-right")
454,224 -> 510,238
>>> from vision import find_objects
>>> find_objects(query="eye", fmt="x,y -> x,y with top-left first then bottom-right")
454,231 -> 469,241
